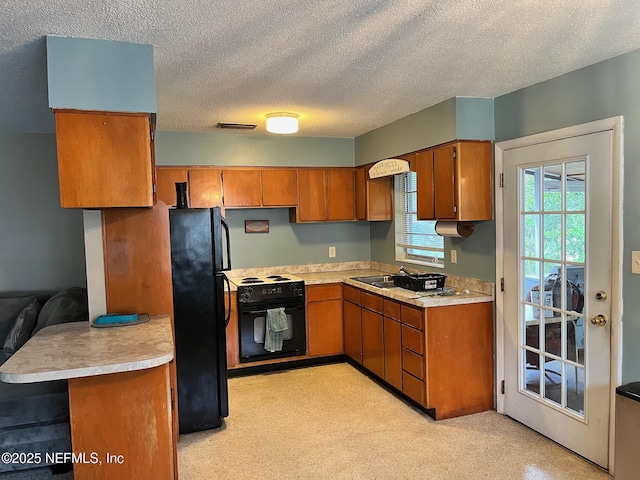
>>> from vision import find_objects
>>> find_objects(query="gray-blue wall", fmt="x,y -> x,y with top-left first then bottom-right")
495,47 -> 640,382
0,133 -> 86,291
47,36 -> 156,113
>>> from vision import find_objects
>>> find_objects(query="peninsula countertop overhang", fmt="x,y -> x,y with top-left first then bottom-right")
0,314 -> 174,384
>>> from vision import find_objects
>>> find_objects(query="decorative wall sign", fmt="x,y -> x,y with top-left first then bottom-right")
245,220 -> 269,233
368,158 -> 410,179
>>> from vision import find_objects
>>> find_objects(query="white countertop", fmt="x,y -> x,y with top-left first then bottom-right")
0,315 -> 174,384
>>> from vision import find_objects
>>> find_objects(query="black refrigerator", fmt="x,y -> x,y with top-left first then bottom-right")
169,206 -> 231,434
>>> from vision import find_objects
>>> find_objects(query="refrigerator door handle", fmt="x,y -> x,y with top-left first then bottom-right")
221,216 -> 232,271
223,274 -> 232,327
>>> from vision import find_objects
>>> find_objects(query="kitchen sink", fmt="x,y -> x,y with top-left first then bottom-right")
350,275 -> 397,289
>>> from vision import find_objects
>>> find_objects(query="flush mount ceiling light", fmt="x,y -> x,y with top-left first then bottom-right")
266,113 -> 298,134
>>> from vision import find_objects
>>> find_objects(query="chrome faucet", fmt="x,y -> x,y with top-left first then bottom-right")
399,265 -> 409,276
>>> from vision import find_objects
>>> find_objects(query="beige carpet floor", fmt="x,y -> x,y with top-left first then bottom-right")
177,363 -> 611,480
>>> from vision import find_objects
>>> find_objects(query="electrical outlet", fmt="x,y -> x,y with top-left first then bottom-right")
451,249 -> 457,264
329,246 -> 336,258
633,251 -> 640,274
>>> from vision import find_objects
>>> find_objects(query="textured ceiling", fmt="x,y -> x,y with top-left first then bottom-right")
2,0 -> 640,137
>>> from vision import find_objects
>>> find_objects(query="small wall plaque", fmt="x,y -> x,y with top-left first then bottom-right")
245,220 -> 269,233
369,158 -> 410,178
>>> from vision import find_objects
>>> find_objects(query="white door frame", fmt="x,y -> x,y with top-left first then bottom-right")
495,116 -> 624,471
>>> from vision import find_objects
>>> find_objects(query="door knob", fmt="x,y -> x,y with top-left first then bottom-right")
590,314 -> 608,326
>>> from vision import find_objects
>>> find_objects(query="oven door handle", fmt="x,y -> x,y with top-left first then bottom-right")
245,304 -> 303,315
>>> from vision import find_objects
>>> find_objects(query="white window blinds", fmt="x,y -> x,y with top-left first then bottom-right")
395,172 -> 444,267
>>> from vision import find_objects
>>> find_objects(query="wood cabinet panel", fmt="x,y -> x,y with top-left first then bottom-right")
366,176 -> 393,221
361,291 -> 383,314
402,371 -> 425,404
102,202 -> 174,320
384,317 -> 402,390
188,169 -> 223,208
455,141 -> 493,221
342,285 -> 361,305
69,365 -> 174,479
307,299 -> 343,357
354,165 -> 392,221
416,150 -> 435,220
307,284 -> 342,302
401,305 -> 423,330
101,201 -> 177,472
262,169 -> 298,206
401,324 -> 424,355
383,299 -> 401,321
55,110 -> 153,208
355,167 -> 366,220
343,300 -> 362,364
402,348 -> 424,380
225,291 -> 239,369
361,308 -> 384,378
156,168 -> 189,208
327,169 -> 356,221
223,169 -> 262,207
297,170 -> 327,221
425,302 -> 494,419
434,144 -> 456,219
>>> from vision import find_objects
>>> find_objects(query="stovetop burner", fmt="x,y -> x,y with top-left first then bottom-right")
232,274 -> 305,303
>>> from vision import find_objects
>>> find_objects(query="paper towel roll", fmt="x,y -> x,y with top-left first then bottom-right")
435,221 -> 474,238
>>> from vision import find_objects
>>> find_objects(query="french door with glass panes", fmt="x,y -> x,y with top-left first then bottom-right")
503,131 -> 612,468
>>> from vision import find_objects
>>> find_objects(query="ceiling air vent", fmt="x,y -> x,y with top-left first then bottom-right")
217,122 -> 257,130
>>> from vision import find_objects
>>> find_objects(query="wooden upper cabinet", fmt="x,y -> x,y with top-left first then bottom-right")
416,150 -> 435,220
188,168 -> 223,208
156,167 -> 189,208
262,169 -> 298,206
416,140 -> 492,221
327,169 -> 355,221
54,110 -> 154,208
434,144 -> 456,219
355,167 -> 366,220
223,169 -> 262,207
293,168 -> 356,222
296,169 -> 327,222
355,165 -> 393,221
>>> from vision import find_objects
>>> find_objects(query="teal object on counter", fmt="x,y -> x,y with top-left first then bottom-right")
91,313 -> 150,328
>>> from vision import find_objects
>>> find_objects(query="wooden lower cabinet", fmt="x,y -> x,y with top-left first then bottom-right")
383,316 -> 402,390
343,299 -> 362,364
361,308 -> 384,378
307,284 -> 344,357
342,285 -> 494,420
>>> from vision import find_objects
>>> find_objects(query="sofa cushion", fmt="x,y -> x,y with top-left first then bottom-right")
32,287 -> 88,335
3,298 -> 41,356
0,297 -> 37,352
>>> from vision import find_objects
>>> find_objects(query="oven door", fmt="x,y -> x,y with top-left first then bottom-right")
239,301 -> 306,363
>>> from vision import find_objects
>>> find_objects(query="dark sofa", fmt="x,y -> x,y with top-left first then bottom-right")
0,287 -> 88,472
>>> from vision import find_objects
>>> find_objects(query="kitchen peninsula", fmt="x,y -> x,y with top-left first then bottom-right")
0,315 -> 176,480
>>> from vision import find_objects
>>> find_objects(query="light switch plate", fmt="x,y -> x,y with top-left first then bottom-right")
329,246 -> 336,258
633,251 -> 640,274
451,249 -> 457,264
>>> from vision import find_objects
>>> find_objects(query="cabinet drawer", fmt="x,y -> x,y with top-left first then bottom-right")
403,371 -> 425,405
343,285 -> 361,305
401,305 -> 423,330
383,299 -> 401,321
402,348 -> 424,380
307,284 -> 342,302
361,291 -> 383,314
401,324 -> 424,355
